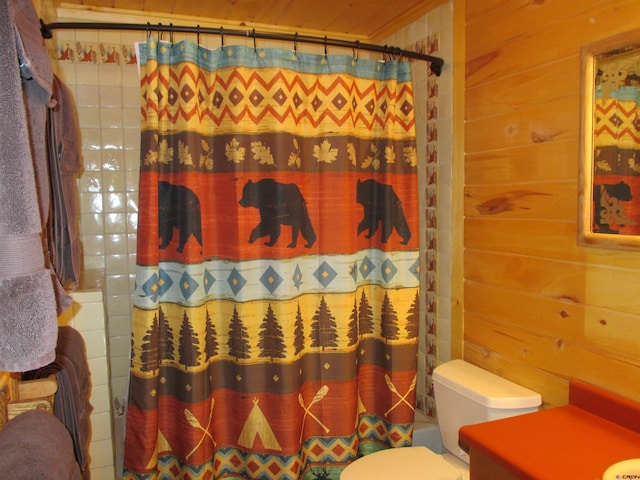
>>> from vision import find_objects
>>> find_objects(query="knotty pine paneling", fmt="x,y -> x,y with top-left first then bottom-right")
465,218 -> 581,261
465,281 -> 585,340
466,217 -> 640,270
466,250 -> 640,317
463,344 -> 570,408
465,280 -> 640,361
465,141 -> 578,185
464,182 -> 577,220
464,313 -> 640,403
465,250 -> 588,304
466,56 -> 580,121
465,0 -> 510,22
466,0 -> 612,58
56,0 -> 450,41
465,96 -> 579,153
466,0 -> 640,86
464,0 -> 640,406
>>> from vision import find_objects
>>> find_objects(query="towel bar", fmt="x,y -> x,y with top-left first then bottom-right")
0,373 -> 58,427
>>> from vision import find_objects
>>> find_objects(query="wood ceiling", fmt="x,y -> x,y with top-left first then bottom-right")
48,0 -> 448,42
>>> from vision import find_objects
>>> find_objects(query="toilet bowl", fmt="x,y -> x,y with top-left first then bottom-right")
340,359 -> 542,480
340,446 -> 468,480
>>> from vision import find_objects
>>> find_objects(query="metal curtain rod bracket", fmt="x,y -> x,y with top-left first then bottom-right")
40,20 -> 444,76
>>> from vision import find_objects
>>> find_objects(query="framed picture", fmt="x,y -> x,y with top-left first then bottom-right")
579,29 -> 640,249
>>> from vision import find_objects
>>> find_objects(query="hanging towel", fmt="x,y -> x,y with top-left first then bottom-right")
9,0 -> 74,315
47,76 -> 83,289
24,326 -> 93,479
0,0 -> 59,371
0,409 -> 82,480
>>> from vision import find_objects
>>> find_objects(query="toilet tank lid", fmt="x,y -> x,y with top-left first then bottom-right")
433,360 -> 542,409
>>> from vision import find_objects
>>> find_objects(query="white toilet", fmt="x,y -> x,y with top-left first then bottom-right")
340,359 -> 542,480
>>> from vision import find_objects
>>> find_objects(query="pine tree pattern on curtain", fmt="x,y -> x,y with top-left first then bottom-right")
124,37 -> 419,480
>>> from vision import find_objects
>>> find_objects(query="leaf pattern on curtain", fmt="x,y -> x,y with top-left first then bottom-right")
124,38 -> 419,480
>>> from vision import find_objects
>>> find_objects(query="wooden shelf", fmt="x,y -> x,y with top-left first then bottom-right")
0,373 -> 57,428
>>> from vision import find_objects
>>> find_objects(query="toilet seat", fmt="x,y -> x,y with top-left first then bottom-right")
340,446 -> 468,480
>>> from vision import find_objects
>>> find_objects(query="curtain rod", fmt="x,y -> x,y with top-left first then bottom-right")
40,20 -> 444,76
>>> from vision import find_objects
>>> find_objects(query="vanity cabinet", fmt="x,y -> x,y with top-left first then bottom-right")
459,380 -> 640,479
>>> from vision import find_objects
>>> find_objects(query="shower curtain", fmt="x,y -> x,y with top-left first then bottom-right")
124,36 -> 420,480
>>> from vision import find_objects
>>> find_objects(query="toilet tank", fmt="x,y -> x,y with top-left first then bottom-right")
433,359 -> 541,463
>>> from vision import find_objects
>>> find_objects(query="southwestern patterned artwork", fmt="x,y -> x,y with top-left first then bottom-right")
580,29 -> 640,249
124,37 -> 420,480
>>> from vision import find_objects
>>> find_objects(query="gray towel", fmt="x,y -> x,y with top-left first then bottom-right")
0,0 -> 58,371
47,76 -> 83,289
10,0 -> 74,315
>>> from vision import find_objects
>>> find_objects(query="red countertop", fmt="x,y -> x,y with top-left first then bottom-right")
459,380 -> 640,480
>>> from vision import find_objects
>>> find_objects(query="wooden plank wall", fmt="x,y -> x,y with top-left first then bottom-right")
50,0 -> 451,42
463,0 -> 640,407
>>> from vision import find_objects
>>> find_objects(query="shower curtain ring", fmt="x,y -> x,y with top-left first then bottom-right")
146,22 -> 151,39
353,40 -> 360,61
294,32 -> 298,53
220,26 -> 224,49
157,23 -> 163,41
196,25 -> 200,48
169,23 -> 174,44
324,36 -> 328,56
253,28 -> 257,52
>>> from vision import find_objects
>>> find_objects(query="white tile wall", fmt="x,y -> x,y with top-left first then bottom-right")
50,25 -> 143,477
382,0 -> 454,415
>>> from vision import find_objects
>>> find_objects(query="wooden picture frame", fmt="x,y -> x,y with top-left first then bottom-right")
579,30 -> 640,249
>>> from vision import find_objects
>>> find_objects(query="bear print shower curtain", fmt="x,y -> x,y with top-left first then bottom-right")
124,36 -> 420,480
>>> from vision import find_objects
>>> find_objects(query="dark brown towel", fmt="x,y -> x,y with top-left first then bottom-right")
24,327 -> 93,479
0,409 -> 82,479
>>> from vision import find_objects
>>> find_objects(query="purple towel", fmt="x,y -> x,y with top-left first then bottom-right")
0,0 -> 65,371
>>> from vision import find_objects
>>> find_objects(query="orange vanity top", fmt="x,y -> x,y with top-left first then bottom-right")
459,380 -> 640,479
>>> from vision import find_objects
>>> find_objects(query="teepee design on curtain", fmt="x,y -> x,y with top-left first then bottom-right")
124,36 -> 420,480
